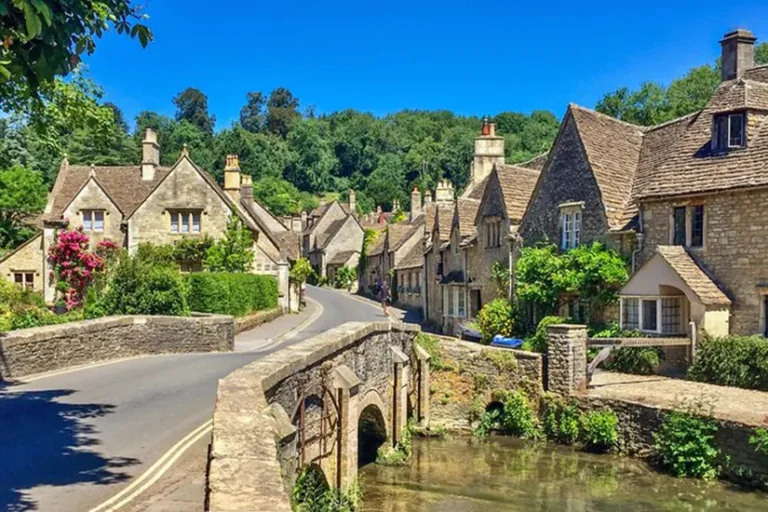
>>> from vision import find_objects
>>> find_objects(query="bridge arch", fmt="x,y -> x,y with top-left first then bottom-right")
357,402 -> 387,467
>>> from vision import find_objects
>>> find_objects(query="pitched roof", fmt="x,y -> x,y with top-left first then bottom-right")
390,216 -> 424,252
274,231 -> 301,261
386,224 -> 412,251
47,163 -> 171,219
518,152 -> 549,170
368,235 -> 386,256
455,198 -> 480,238
317,218 -> 347,250
569,104 -> 645,229
495,164 -> 541,222
465,174 -> 491,201
433,203 -> 454,243
328,250 -> 359,265
655,246 -> 731,306
394,243 -> 423,270
635,77 -> 768,200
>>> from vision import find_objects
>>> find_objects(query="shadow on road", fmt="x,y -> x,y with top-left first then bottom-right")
0,384 -> 139,511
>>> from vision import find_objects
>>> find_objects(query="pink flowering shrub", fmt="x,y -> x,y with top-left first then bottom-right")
47,229 -> 117,309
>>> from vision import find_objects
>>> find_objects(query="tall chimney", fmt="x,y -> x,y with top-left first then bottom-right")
435,180 -> 455,204
424,191 -> 433,205
472,118 -> 505,188
223,154 -> 242,202
410,186 -> 422,221
240,174 -> 253,202
348,189 -> 356,214
721,29 -> 757,81
141,128 -> 160,181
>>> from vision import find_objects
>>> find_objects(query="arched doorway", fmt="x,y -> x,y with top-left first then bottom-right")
358,404 -> 387,467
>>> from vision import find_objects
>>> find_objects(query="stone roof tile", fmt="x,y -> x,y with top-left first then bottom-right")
656,245 -> 731,306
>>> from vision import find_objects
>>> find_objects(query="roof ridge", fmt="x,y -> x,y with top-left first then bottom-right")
644,111 -> 699,132
569,103 -> 648,133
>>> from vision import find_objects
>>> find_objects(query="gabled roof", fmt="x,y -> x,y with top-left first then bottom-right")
518,152 -> 549,171
708,78 -> 768,113
465,174 -> 491,201
432,203 -> 454,244
317,218 -> 347,249
0,232 -> 42,264
386,224 -> 412,252
47,162 -> 171,220
328,250 -> 359,265
368,235 -> 386,256
394,243 -> 423,270
274,231 -> 301,261
568,104 -> 645,229
625,246 -> 731,306
495,164 -> 541,223
455,198 -> 480,238
390,216 -> 424,253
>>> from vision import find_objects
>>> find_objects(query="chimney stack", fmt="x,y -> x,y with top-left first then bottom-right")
240,174 -> 253,202
721,29 -> 757,81
141,128 -> 160,181
410,186 -> 422,221
223,154 -> 242,202
348,189 -> 356,214
471,117 -> 505,190
424,191 -> 433,205
435,180 -> 455,204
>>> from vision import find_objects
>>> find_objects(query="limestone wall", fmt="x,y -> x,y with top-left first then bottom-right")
0,314 -> 234,380
0,233 -> 44,293
207,322 -> 421,512
427,336 -> 544,432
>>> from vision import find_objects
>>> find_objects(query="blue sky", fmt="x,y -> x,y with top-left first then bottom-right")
84,0 -> 768,130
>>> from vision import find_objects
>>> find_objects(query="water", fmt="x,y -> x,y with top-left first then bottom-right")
359,436 -> 768,511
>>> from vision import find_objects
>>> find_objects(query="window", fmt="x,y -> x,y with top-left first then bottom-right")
673,207 -> 686,246
642,299 -> 658,332
662,297 -> 682,335
670,205 -> 705,248
457,288 -> 466,317
170,210 -> 202,234
486,220 -> 501,248
443,287 -> 466,318
13,272 -> 34,290
714,112 -> 746,150
690,205 -> 704,248
82,210 -> 104,232
622,298 -> 639,330
560,207 -> 582,250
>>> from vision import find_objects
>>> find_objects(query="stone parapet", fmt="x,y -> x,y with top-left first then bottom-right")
207,321 -> 421,512
233,307 -> 284,334
547,324 -> 588,396
0,314 -> 234,380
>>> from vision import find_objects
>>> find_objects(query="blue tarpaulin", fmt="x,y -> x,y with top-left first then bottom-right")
490,335 -> 524,349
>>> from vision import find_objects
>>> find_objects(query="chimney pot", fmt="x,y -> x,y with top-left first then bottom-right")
223,153 -> 242,202
721,28 -> 757,81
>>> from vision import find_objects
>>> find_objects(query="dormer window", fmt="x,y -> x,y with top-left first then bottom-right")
713,112 -> 746,151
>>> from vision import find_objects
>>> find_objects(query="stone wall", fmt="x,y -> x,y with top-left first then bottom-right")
207,322 -> 421,512
579,396 -> 768,487
0,314 -> 234,380
234,307 -> 284,334
63,178 -> 124,246
426,335 -> 544,432
640,188 -> 768,336
0,233 -> 44,293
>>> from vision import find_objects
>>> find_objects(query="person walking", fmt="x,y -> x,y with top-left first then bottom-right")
380,279 -> 391,318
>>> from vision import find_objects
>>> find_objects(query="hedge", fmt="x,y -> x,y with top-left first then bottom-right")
687,335 -> 768,391
185,273 -> 278,317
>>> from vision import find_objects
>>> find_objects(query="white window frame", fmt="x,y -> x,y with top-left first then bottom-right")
443,286 -> 467,318
82,210 -> 105,232
170,210 -> 202,235
728,113 -> 745,148
620,295 -> 687,335
559,203 -> 584,250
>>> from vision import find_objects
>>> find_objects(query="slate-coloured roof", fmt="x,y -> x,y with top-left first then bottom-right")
48,163 -> 171,219
655,246 -> 731,306
495,164 -> 541,222
439,270 -> 465,285
394,243 -> 423,270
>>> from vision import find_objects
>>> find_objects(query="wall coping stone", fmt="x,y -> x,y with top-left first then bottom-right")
433,334 -> 545,363
208,321 -> 420,512
547,324 -> 588,333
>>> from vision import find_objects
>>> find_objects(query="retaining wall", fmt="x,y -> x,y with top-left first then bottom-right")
234,307 -> 283,334
0,314 -> 234,380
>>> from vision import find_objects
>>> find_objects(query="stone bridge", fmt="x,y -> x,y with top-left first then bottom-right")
206,322 -> 428,511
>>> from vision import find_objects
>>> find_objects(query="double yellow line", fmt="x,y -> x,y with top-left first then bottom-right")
88,420 -> 213,512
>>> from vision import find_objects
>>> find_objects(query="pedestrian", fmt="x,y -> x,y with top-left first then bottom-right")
380,279 -> 391,317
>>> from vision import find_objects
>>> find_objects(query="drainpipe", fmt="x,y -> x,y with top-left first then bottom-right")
631,211 -> 646,273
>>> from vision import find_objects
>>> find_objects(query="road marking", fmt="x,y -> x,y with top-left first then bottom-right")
88,297 -> 323,511
89,420 -> 213,512
245,296 -> 324,353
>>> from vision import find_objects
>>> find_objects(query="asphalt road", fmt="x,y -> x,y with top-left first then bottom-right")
0,286 -> 384,512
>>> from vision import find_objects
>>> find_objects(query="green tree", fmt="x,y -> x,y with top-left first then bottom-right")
0,0 -> 152,110
173,87 -> 215,135
365,154 -> 406,210
251,176 -> 317,216
204,215 -> 254,272
0,165 -> 47,248
266,87 -> 300,138
285,118 -> 338,193
239,91 -> 266,133
290,258 -> 315,309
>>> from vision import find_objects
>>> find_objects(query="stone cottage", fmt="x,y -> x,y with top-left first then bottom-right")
619,29 -> 768,337
0,130 -> 299,311
302,194 -> 364,282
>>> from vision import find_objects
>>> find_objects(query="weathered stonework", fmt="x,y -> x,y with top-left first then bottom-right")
0,314 -> 234,380
207,322 -> 423,512
546,324 -> 588,396
233,307 -> 284,335
640,188 -> 768,335
0,233 -> 44,293
426,336 -> 544,432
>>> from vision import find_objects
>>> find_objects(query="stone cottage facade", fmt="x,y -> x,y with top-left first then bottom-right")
620,29 -> 768,337
302,195 -> 363,283
0,130 -> 299,311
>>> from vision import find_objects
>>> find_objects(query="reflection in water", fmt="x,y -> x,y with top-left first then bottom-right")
360,436 -> 768,512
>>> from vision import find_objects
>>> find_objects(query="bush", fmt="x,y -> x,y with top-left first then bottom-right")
654,404 -> 720,479
185,272 -> 278,316
498,390 -> 540,439
414,333 -> 452,371
750,427 -> 768,456
525,315 -> 568,353
580,410 -> 618,453
688,335 -> 768,391
477,298 -> 517,344
376,426 -> 412,466
291,466 -> 362,512
541,395 -> 581,445
333,266 -> 356,291
97,256 -> 189,316
604,347 -> 663,375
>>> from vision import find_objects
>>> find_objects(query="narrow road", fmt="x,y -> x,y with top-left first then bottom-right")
0,286 -> 385,512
